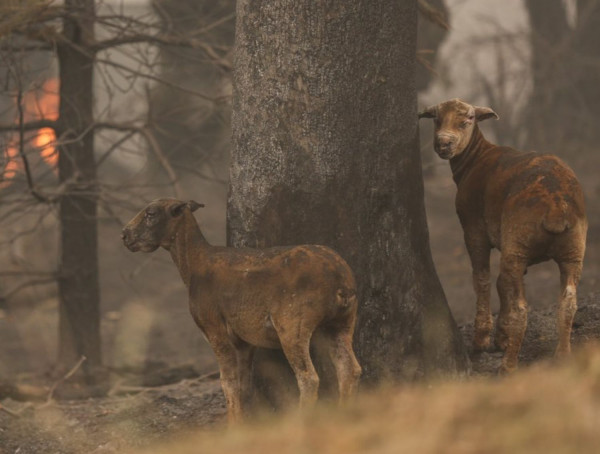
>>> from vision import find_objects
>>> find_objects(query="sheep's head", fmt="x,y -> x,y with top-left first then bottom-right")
418,98 -> 498,159
121,198 -> 203,252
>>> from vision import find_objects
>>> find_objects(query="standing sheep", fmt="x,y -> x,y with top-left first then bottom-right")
121,198 -> 361,422
419,98 -> 587,373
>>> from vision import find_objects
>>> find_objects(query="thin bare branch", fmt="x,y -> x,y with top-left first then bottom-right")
0,402 -> 21,418
0,270 -> 56,277
0,1 -> 60,39
95,57 -> 223,102
93,121 -> 183,198
11,68 -> 52,203
0,118 -> 57,133
0,42 -> 53,52
418,0 -> 450,30
92,33 -> 231,71
43,355 -> 87,404
1,277 -> 57,301
96,129 -> 136,167
192,12 -> 236,37
0,62 -> 52,202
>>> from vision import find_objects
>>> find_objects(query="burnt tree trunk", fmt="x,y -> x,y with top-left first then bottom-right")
573,0 -> 600,145
228,0 -> 468,393
524,0 -> 572,151
525,0 -> 600,151
56,0 -> 101,376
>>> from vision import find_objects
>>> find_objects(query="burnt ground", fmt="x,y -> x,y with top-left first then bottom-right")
2,295 -> 600,453
1,155 -> 600,453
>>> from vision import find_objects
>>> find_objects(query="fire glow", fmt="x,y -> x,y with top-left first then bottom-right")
1,78 -> 59,188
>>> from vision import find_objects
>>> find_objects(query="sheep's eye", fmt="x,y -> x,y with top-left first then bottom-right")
460,120 -> 471,129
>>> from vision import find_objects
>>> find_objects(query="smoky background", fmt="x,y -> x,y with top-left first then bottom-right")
0,0 -> 598,382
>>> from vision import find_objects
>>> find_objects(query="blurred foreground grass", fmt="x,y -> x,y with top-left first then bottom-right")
141,343 -> 600,454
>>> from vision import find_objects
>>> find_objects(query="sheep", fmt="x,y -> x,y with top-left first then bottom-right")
419,98 -> 587,373
121,198 -> 362,422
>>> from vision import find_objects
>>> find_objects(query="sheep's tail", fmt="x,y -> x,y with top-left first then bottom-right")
542,202 -> 575,234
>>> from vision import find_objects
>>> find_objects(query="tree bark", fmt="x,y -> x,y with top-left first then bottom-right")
525,0 -> 600,151
524,0 -> 572,150
573,0 -> 600,143
56,0 -> 102,377
228,0 -> 468,391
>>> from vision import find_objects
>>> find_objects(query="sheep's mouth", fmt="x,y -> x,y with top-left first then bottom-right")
436,149 -> 454,160
123,239 -> 159,253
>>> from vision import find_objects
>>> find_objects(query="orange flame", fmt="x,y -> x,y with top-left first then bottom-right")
1,78 -> 59,188
34,127 -> 58,169
1,144 -> 20,188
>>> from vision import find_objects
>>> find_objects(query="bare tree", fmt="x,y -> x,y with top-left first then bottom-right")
0,0 -> 231,379
228,0 -> 469,396
417,0 -> 449,92
150,0 -> 233,177
51,0 -> 99,374
525,0 -> 600,151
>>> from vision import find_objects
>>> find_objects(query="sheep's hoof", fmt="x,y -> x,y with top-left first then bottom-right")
554,346 -> 571,359
494,333 -> 509,352
472,337 -> 491,353
497,363 -> 516,376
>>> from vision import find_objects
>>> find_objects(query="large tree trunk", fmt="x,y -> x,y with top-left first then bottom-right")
56,0 -> 101,377
573,0 -> 600,145
525,0 -> 600,152
228,0 -> 468,393
524,0 -> 572,151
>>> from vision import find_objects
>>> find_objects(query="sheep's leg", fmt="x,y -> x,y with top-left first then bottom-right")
465,236 -> 493,351
495,298 -> 511,352
328,331 -> 361,403
211,339 -> 244,424
236,342 -> 255,412
275,323 -> 319,409
496,254 -> 528,373
555,260 -> 582,358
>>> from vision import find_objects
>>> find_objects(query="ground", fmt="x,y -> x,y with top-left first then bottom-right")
2,294 -> 600,453
1,154 -> 599,453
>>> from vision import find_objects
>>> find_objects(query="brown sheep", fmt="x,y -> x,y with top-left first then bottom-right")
121,198 -> 361,422
419,98 -> 587,373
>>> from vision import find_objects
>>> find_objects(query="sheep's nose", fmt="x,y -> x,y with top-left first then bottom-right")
437,137 -> 454,148
121,228 -> 130,242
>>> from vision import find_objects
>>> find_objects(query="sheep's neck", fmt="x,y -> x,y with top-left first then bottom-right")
449,125 -> 494,185
169,212 -> 209,288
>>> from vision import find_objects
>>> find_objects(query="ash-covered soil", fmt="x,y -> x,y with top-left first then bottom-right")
2,293 -> 600,454
0,374 -> 226,453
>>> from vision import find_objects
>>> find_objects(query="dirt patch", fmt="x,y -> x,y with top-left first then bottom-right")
0,377 -> 226,453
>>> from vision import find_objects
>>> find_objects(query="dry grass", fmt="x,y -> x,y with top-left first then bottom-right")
140,344 -> 600,454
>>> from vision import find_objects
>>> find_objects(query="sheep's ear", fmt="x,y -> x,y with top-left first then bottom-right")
187,200 -> 204,212
418,105 -> 437,119
170,200 -> 205,217
170,201 -> 187,217
474,106 -> 499,122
